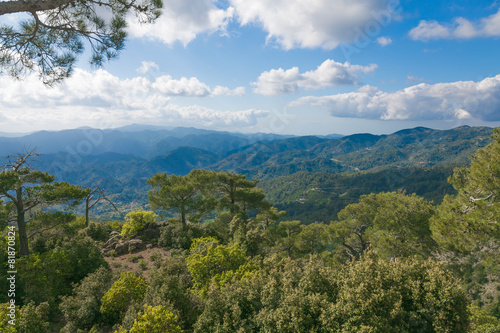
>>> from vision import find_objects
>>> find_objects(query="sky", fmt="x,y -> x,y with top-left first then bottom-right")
1,0 -> 500,136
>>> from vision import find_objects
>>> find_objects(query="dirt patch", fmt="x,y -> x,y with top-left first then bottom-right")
104,246 -> 170,279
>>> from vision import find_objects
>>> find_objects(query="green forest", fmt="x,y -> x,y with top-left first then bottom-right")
1,128 -> 500,333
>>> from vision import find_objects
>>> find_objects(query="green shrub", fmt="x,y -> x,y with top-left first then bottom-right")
158,221 -> 204,250
0,302 -> 19,333
139,260 -> 148,270
18,302 -> 50,333
60,266 -> 114,332
100,272 -> 149,323
17,238 -> 108,308
129,305 -> 182,333
128,255 -> 140,263
121,211 -> 157,239
85,222 -> 113,242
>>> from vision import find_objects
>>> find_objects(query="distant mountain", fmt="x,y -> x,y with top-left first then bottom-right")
0,131 -> 31,138
1,125 -> 493,220
213,126 -> 492,178
148,147 -> 219,175
0,126 -> 293,158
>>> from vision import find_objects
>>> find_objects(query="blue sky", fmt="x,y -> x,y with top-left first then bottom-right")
1,0 -> 500,135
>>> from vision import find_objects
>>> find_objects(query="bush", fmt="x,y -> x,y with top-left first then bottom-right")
85,222 -> 113,242
320,252 -> 470,332
100,273 -> 149,323
18,302 -> 50,333
129,305 -> 182,333
145,254 -> 200,330
17,237 -> 108,309
186,237 -> 255,293
158,221 -> 204,250
121,211 -> 157,239
60,266 -> 114,332
194,253 -> 470,333
0,302 -> 19,333
470,305 -> 500,333
139,260 -> 148,270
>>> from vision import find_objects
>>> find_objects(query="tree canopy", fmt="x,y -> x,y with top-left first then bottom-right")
0,0 -> 162,84
431,128 -> 500,252
0,149 -> 88,255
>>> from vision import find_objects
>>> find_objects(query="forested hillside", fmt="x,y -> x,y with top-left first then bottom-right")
1,126 -> 500,332
259,166 -> 457,223
0,125 -> 490,222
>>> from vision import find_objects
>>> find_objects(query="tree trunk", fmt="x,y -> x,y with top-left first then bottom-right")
180,204 -> 186,225
85,196 -> 90,228
16,194 -> 29,256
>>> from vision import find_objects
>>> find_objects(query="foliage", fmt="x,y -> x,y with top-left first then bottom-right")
193,255 -> 339,332
124,305 -> 182,333
194,252 -> 469,332
215,171 -> 268,218
0,301 -> 49,332
1,134 -> 496,332
17,237 -> 108,308
28,212 -> 83,253
144,254 -> 200,330
271,220 -> 302,257
186,237 -> 257,293
332,191 -> 436,260
431,128 -> 500,252
0,150 -> 88,256
260,166 -> 458,223
18,301 -> 50,333
60,266 -> 114,332
158,221 -> 205,250
430,129 -> 500,316
148,170 -> 213,225
84,222 -> 114,242
321,252 -> 469,332
100,272 -> 149,322
120,211 -> 157,239
0,302 -> 19,333
0,0 -> 163,84
469,305 -> 500,333
296,222 -> 330,255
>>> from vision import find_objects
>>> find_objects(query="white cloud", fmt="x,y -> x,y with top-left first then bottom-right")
152,75 -> 244,97
406,75 -> 431,84
409,8 -> 500,41
376,36 -> 393,46
0,70 -> 259,132
290,75 -> 500,121
253,59 -> 377,96
152,76 -> 211,97
212,85 -> 246,96
127,0 -> 234,46
136,61 -> 159,74
230,0 -> 400,50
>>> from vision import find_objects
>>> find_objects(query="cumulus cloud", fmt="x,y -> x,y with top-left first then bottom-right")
376,36 -> 393,46
290,75 -> 500,121
136,61 -> 159,74
253,59 -> 377,96
152,75 -> 244,97
230,0 -> 400,50
127,0 -> 234,45
409,8 -> 500,41
0,70 -> 258,132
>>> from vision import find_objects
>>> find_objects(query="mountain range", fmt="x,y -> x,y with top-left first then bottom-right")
0,125 -> 494,222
